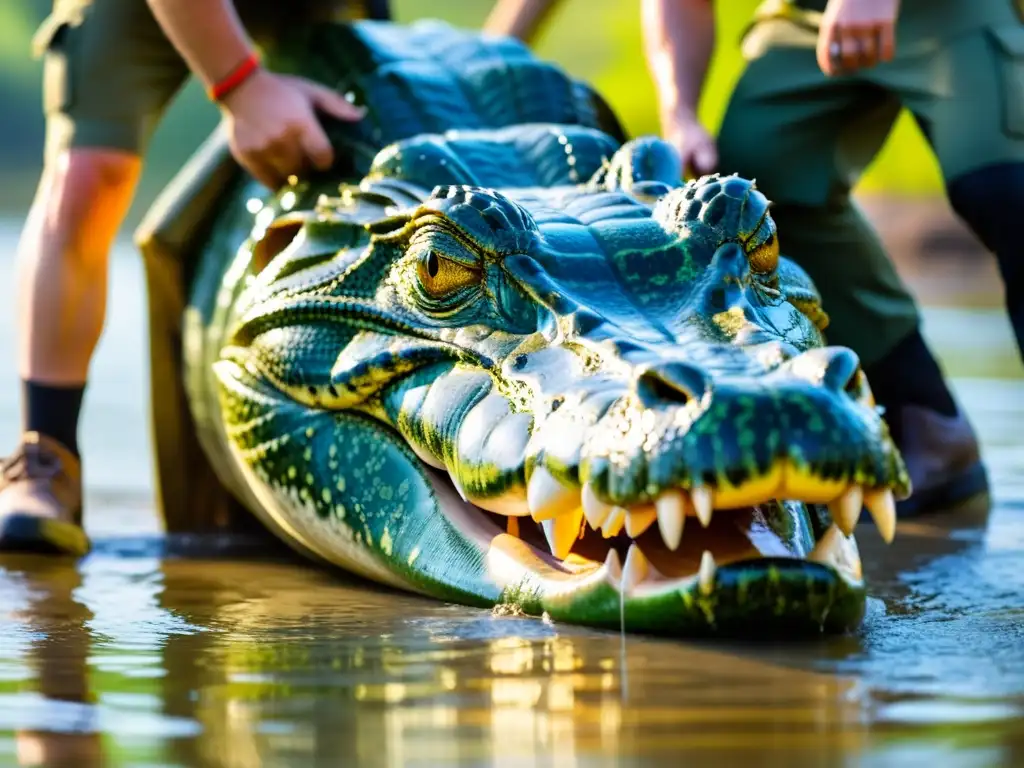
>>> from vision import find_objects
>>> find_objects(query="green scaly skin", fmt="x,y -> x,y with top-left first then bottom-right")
182,21 -> 910,637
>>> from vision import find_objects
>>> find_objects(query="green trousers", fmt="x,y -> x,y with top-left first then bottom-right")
717,0 -> 1024,367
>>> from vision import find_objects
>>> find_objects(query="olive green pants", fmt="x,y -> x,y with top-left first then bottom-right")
32,0 -> 379,165
717,2 -> 1024,367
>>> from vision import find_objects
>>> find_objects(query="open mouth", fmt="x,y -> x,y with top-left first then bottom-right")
425,460 -> 897,598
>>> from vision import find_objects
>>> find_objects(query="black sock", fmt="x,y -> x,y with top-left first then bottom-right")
862,329 -> 958,423
22,381 -> 86,456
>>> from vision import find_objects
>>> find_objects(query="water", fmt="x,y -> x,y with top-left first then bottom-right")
0,220 -> 1022,766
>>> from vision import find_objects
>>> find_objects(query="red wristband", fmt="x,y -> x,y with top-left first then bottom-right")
208,52 -> 261,102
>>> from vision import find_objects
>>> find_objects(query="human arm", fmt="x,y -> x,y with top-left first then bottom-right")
641,0 -> 717,178
482,0 -> 562,43
146,0 -> 365,189
816,0 -> 900,76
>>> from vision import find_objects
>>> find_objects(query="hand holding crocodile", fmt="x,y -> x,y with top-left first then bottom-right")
145,0 -> 365,190
219,70 -> 366,190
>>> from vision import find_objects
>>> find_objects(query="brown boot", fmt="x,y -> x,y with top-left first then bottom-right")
892,404 -> 990,517
0,432 -> 89,556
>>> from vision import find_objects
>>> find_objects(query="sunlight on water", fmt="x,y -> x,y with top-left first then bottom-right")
0,225 -> 1021,765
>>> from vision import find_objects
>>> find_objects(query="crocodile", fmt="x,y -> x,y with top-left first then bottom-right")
176,20 -> 909,637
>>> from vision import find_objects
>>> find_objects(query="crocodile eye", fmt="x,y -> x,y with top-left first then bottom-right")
748,230 -> 779,275
416,249 -> 479,299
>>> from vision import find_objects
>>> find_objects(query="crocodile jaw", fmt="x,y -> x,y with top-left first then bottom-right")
421,464 -> 867,636
216,349 -> 872,638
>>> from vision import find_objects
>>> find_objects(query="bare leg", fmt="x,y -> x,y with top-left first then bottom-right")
0,148 -> 141,556
17,148 -> 141,385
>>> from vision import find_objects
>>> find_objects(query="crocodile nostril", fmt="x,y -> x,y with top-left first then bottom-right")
789,347 -> 869,399
635,362 -> 709,406
708,287 -> 728,311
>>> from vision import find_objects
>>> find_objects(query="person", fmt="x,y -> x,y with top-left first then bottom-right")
0,0 -> 391,555
484,0 -> 1020,518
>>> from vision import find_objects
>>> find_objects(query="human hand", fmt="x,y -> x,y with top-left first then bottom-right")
816,0 -> 899,77
220,69 -> 365,189
662,108 -> 718,179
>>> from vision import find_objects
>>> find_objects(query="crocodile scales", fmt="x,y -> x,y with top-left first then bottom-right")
181,20 -> 909,636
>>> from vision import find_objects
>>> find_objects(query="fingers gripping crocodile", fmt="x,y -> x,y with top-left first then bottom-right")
181,20 -> 910,636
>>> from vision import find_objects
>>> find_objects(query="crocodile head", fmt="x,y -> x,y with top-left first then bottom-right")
215,139 -> 909,637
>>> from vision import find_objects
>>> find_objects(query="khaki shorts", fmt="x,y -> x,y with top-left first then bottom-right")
33,0 -> 383,163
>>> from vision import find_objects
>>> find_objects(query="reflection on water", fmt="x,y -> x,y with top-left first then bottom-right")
0,225 -> 1021,765
2,503 -> 1022,767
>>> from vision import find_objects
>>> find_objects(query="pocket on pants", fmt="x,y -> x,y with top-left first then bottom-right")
987,25 -> 1024,139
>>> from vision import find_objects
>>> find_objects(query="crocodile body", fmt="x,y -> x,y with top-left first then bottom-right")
182,20 -> 908,636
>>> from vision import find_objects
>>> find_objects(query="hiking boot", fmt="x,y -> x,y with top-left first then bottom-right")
887,404 -> 989,518
0,432 -> 89,556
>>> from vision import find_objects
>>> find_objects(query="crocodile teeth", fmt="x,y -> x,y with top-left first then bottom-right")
624,505 -> 657,538
808,524 -> 839,564
604,548 -> 622,581
698,550 -> 717,596
527,466 -> 579,521
828,485 -> 863,537
582,482 -> 612,529
655,490 -> 687,551
540,506 -> 584,560
864,488 -> 896,544
621,544 -> 649,594
449,472 -> 469,502
601,506 -> 627,538
809,524 -> 864,580
691,485 -> 713,528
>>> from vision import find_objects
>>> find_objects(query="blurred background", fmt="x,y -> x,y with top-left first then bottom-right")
0,0 -> 974,204
0,0 -> 1020,526
0,0 -> 960,212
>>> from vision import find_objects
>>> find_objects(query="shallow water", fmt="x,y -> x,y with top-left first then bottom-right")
0,223 -> 1022,766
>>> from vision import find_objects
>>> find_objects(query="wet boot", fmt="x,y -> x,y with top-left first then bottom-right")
0,432 -> 90,556
888,404 -> 989,517
862,329 -> 989,519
